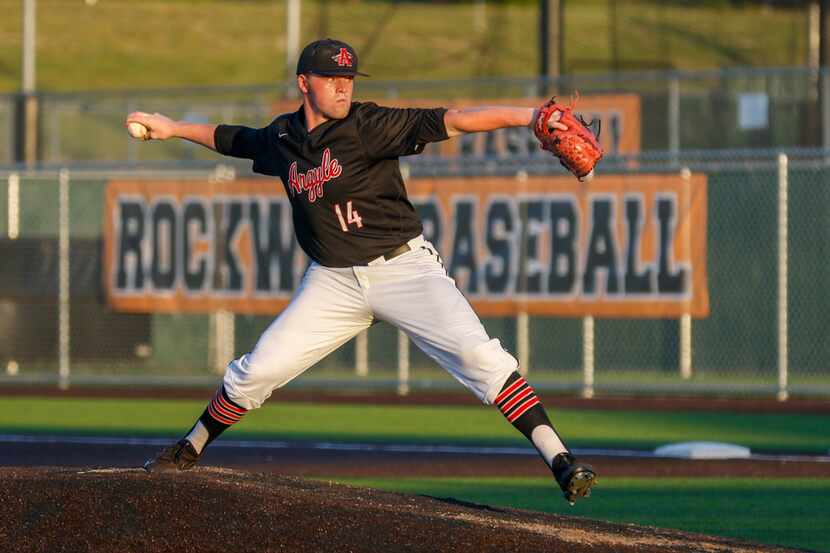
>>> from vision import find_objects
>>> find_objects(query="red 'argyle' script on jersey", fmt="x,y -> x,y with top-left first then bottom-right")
287,148 -> 342,203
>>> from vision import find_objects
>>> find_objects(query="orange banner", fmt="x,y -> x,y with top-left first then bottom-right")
104,179 -> 302,314
408,174 -> 708,317
104,173 -> 707,317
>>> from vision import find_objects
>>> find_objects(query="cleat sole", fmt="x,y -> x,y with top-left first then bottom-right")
563,469 -> 596,504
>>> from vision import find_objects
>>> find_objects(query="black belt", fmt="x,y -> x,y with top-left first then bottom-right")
383,243 -> 411,261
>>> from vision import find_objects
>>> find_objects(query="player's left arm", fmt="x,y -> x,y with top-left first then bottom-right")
443,106 -> 566,137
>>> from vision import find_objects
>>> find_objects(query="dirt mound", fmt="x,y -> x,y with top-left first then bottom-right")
0,467 -> 802,553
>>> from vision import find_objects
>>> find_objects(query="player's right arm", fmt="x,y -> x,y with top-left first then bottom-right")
124,112 -> 271,164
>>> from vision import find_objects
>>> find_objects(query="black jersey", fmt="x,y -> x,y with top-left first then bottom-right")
215,102 -> 449,267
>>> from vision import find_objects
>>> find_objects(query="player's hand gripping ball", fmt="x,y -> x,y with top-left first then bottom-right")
534,95 -> 603,181
127,121 -> 149,140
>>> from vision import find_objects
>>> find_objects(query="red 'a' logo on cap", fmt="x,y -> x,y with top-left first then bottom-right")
332,48 -> 354,67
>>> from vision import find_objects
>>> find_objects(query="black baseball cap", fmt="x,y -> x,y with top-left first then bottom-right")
296,38 -> 369,77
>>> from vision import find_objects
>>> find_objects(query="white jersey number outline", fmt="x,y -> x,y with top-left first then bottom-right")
334,200 -> 363,232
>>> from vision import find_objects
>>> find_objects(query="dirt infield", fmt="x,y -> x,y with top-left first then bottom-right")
4,439 -> 830,480
0,467 -> 806,553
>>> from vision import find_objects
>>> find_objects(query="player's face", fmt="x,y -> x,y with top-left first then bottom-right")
302,74 -> 354,120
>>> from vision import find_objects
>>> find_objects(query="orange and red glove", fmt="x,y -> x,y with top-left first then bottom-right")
534,96 -> 603,180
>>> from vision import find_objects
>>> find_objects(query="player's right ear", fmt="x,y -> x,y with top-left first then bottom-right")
297,74 -> 310,94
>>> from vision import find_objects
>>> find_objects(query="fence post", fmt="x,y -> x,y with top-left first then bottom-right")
58,169 -> 71,390
680,167 -> 693,379
516,169 -> 529,375
7,172 -> 19,240
355,330 -> 369,377
397,329 -> 410,396
7,173 -> 20,376
209,310 -> 235,375
582,316 -> 594,398
668,74 -> 680,165
208,164 -> 237,374
777,154 -> 789,401
517,311 -> 529,375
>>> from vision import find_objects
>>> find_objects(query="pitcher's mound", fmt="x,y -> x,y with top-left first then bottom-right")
0,467 -> 799,552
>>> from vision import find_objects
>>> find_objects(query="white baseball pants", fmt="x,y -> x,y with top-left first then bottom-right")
222,235 -> 519,410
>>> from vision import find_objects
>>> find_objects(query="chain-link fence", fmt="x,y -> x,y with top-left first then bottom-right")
1,150 -> 829,398
2,66 -> 830,166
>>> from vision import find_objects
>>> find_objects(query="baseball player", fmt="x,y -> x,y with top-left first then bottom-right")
129,38 -> 596,504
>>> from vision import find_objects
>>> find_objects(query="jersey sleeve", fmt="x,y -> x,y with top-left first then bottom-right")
355,103 -> 449,159
214,124 -> 280,176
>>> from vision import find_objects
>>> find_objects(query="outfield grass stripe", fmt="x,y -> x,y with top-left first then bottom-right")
2,397 -> 829,453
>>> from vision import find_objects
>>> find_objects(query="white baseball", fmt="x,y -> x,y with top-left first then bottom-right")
127,122 -> 149,140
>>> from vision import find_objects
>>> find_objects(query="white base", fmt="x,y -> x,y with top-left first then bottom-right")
654,441 -> 751,459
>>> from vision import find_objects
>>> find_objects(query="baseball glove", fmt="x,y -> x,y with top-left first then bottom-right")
534,96 -> 603,180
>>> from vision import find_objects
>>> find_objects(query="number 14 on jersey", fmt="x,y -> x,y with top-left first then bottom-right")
334,201 -> 363,232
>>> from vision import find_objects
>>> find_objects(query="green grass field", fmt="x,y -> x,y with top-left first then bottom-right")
0,0 -> 811,92
1,396 -> 828,454
2,396 -> 828,551
326,477 -> 830,552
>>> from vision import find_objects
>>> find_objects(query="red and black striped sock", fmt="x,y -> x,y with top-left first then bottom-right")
495,371 -> 568,467
495,372 -> 546,428
196,384 -> 248,447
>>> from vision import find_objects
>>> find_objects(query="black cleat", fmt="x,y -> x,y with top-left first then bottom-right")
552,452 -> 596,505
143,439 -> 200,473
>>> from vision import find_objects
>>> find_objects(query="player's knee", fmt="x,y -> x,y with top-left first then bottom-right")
222,353 -> 273,410
460,338 -> 519,405
223,346 -> 304,409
